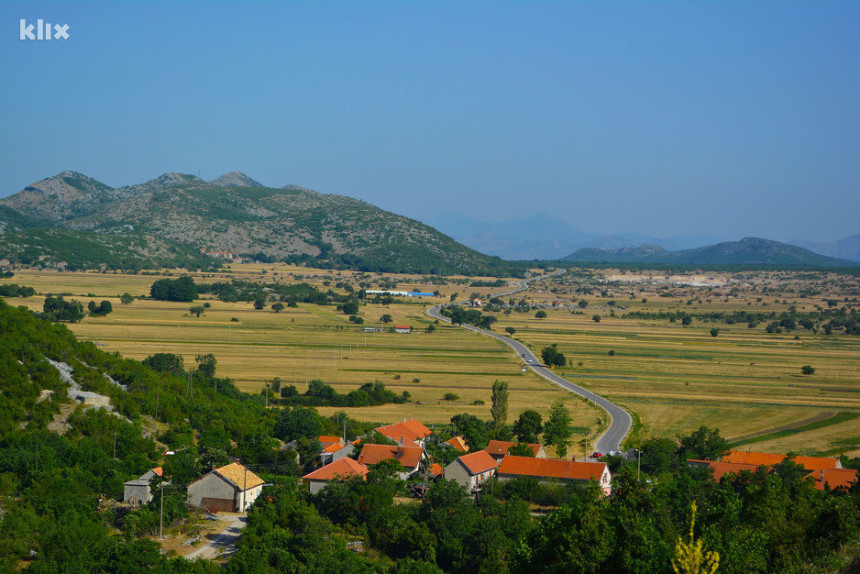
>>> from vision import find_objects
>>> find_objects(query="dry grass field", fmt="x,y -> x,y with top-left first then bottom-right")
494,268 -> 860,456
5,265 -> 858,458
2,266 -> 601,457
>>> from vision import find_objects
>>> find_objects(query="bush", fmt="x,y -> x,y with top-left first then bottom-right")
801,365 -> 815,375
443,393 -> 459,401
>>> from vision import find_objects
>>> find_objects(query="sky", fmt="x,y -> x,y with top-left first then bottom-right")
1,1 -> 858,243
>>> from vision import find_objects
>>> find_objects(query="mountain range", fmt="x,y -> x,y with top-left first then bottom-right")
0,171 -> 516,275
426,212 -> 860,264
1,171 -> 856,272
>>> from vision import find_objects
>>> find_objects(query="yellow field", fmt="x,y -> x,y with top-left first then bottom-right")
3,267 -> 602,457
493,269 -> 860,456
5,265 -> 858,458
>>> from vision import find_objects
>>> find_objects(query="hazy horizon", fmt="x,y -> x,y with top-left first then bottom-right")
2,2 -> 858,243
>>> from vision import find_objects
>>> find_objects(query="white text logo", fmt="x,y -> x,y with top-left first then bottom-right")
20,19 -> 69,41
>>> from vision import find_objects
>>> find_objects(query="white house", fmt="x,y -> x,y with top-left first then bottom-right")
187,462 -> 265,513
444,450 -> 499,492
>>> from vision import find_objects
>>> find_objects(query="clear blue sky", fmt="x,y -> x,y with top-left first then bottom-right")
1,1 -> 858,242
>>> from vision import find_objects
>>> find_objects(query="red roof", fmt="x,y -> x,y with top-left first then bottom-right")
485,440 -> 542,457
303,457 -> 369,481
444,436 -> 469,452
358,444 -> 424,469
690,460 -> 762,481
394,325 -> 411,330
809,468 -> 858,491
322,442 -> 347,453
318,435 -> 343,445
457,450 -> 499,475
722,450 -> 840,472
498,456 -> 606,481
375,419 -> 432,446
152,467 -> 164,477
428,463 -> 444,477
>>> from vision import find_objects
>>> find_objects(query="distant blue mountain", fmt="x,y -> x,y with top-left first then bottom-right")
424,212 -> 724,260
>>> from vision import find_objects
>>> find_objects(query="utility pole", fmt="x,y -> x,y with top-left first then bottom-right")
159,482 -> 165,538
243,466 -> 248,513
265,384 -> 269,408
637,448 -> 641,481
113,431 -> 118,459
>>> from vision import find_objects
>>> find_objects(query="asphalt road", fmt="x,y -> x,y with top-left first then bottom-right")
427,271 -> 632,453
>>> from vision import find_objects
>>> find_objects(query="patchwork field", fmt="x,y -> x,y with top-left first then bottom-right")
2,266 -> 601,457
4,265 -> 859,458
493,269 -> 860,456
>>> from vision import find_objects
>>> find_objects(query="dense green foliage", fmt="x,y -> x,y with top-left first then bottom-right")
0,228 -> 217,271
41,295 -> 85,322
0,283 -> 36,297
150,276 -> 198,302
277,380 -> 409,408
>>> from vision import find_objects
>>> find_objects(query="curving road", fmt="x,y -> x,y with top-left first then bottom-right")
427,271 -> 632,454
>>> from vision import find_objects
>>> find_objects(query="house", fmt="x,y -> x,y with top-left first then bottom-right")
471,298 -> 482,307
485,440 -> 546,461
690,450 -> 857,492
443,436 -> 469,453
394,325 -> 411,334
428,463 -> 444,479
302,457 -> 369,494
445,450 -> 499,492
496,456 -> 612,496
123,467 -> 163,506
318,435 -> 355,465
357,444 -> 427,480
375,419 -> 433,447
187,462 -> 265,513
721,450 -> 842,470
0,258 -> 11,271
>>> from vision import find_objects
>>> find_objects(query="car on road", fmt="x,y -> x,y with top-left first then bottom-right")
591,451 -> 603,459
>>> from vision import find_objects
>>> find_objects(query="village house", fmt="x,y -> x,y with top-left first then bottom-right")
375,419 -> 433,447
485,439 -> 546,461
187,462 -> 265,512
302,457 -> 369,494
443,436 -> 469,453
689,450 -> 858,492
0,258 -> 12,272
357,444 -> 427,480
123,467 -> 163,506
444,450 -> 499,492
318,435 -> 355,465
394,324 -> 411,334
496,456 -> 613,496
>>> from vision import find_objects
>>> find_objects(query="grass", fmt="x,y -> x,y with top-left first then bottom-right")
5,264 -> 859,458
729,412 -> 860,447
1,266 -> 603,458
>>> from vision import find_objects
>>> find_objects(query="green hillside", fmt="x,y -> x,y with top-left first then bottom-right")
0,172 -> 520,276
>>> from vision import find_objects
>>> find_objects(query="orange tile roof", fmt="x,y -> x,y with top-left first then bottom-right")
444,436 -> 469,452
322,442 -> 347,453
498,456 -> 606,481
486,440 -> 542,457
214,463 -> 264,490
690,460 -> 762,481
357,444 -> 425,469
394,325 -> 411,329
375,419 -> 432,445
457,450 -> 499,475
152,467 -> 164,476
428,463 -> 444,477
808,468 -> 858,491
318,435 -> 343,445
722,450 -> 840,472
303,457 -> 369,481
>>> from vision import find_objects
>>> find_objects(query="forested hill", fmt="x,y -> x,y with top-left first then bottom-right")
561,237 -> 859,267
0,171 -> 519,276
